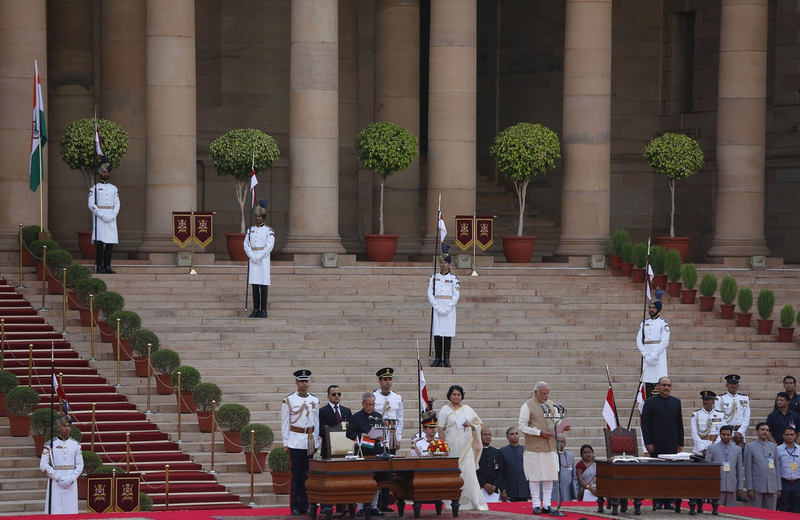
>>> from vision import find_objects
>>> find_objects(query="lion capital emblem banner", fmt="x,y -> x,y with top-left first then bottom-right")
193,212 -> 214,248
114,473 -> 141,512
475,215 -> 494,251
172,212 -> 192,247
87,474 -> 113,513
454,215 -> 474,251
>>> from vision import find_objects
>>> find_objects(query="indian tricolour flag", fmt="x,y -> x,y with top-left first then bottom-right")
29,60 -> 47,192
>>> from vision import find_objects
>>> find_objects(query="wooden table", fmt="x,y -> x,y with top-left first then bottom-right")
595,459 -> 721,515
306,457 -> 464,520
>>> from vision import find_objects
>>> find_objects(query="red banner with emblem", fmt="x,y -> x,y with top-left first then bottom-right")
193,212 -> 214,248
87,474 -> 114,513
114,473 -> 141,512
454,215 -> 474,251
475,215 -> 494,251
172,212 -> 192,247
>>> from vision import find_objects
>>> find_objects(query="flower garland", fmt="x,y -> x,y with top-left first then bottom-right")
427,439 -> 450,454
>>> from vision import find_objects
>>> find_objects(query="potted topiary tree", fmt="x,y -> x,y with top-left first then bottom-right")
75,277 -> 107,326
644,132 -> 705,262
719,276 -> 738,320
129,328 -> 160,378
736,287 -> 753,327
698,273 -> 717,312
172,365 -> 201,413
31,407 -> 58,455
778,304 -> 795,342
93,291 -> 125,342
216,403 -> 251,453
107,310 -> 141,361
45,249 -> 73,295
20,224 -> 46,265
208,128 -> 281,261
30,239 -> 60,280
60,118 -> 128,259
620,241 -> 634,277
607,229 -> 631,271
665,249 -> 682,297
649,245 -> 668,291
0,370 -> 20,416
267,446 -> 291,493
192,382 -> 222,432
490,122 -> 561,263
354,122 -> 419,262
64,263 -> 91,310
756,289 -> 775,335
151,349 -> 181,395
631,243 -> 648,283
680,263 -> 698,304
241,423 -> 275,475
5,386 -> 41,436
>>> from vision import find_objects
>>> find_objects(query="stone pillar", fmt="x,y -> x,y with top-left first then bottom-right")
338,0 -> 361,253
46,0 -> 94,251
0,0 -> 47,250
283,0 -> 345,255
707,0 -> 770,258
421,0 -> 477,255
374,0 -> 421,256
553,0 -> 612,259
139,0 -> 197,255
100,0 -> 147,253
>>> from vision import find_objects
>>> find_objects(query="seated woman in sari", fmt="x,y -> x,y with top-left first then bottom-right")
576,444 -> 598,502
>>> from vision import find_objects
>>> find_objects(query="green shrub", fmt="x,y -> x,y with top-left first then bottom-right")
60,118 -> 129,188
610,229 -> 631,256
82,451 -> 103,476
737,287 -> 753,314
64,263 -> 91,291
699,273 -> 717,297
780,304 -> 795,328
45,249 -> 73,278
151,349 -> 181,376
719,276 -> 738,305
632,243 -> 647,269
172,365 -> 201,392
620,242 -> 634,264
21,225 -> 44,248
649,245 -> 667,275
108,310 -> 141,339
665,250 -> 682,283
0,371 -> 20,394
140,492 -> 154,511
797,311 -> 800,327
76,277 -> 107,304
129,329 -> 160,358
757,290 -> 775,320
29,239 -> 60,260
5,386 -> 41,416
216,403 -> 251,432
680,263 -> 698,290
95,465 -> 117,474
241,423 -> 275,453
267,443 -> 290,471
31,407 -> 58,437
192,382 -> 222,412
93,291 -> 125,322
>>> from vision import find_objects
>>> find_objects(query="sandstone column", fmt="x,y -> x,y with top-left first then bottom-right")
46,0 -> 94,250
707,0 -> 770,258
421,0 -> 477,255
553,0 -> 612,259
283,0 -> 345,255
0,0 -> 47,250
374,0 -> 421,256
338,0 -> 361,253
100,0 -> 147,252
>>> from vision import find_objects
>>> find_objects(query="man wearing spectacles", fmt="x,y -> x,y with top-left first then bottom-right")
320,385 -> 353,459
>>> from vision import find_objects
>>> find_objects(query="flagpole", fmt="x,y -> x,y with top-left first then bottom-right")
416,341 -> 423,439
428,194 -> 442,362
605,363 -> 620,429
627,237 -> 651,429
93,107 -> 100,273
38,142 -> 43,232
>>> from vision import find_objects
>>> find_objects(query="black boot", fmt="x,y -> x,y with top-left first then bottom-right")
102,243 -> 115,273
249,285 -> 261,318
443,338 -> 452,367
431,338 -> 442,367
260,285 -> 268,318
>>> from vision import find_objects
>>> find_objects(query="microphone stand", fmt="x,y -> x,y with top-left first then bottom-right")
542,403 -> 567,517
377,422 -> 394,460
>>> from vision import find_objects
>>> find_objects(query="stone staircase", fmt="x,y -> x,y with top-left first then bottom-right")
2,260 -> 799,514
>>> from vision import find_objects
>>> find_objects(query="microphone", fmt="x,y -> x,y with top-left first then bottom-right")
540,403 -> 549,414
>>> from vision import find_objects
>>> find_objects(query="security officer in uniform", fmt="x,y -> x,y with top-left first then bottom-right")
691,390 -> 726,457
636,299 -> 670,396
427,244 -> 461,367
716,374 -> 751,443
40,414 -> 83,514
281,369 -> 319,516
372,367 -> 404,511
88,156 -> 120,274
244,199 -> 275,318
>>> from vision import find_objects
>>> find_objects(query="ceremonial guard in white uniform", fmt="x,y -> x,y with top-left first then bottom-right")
281,369 -> 319,516
715,374 -> 751,441
411,411 -> 439,457
40,415 -> 84,514
373,367 -> 404,512
244,199 -> 275,318
636,299 -> 670,396
691,390 -> 726,455
428,244 -> 460,367
87,157 -> 120,274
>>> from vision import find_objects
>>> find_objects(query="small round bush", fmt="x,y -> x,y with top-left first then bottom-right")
241,423 -> 275,453
172,365 -> 201,392
665,250 -> 682,283
719,276 -> 738,305
82,451 -> 103,475
45,249 -> 73,278
140,492 -> 154,511
76,277 -> 107,304
216,403 -> 251,432
151,349 -> 181,376
129,329 -> 160,358
757,290 -> 775,320
21,225 -> 44,248
108,310 -> 141,339
192,382 -> 222,412
0,371 -> 20,393
31,407 -> 58,436
699,273 -> 717,297
780,304 -> 795,328
93,291 -> 125,322
268,444 -> 290,471
5,386 -> 41,416
737,287 -> 753,314
680,263 -> 697,290
64,264 -> 91,291
29,239 -> 60,260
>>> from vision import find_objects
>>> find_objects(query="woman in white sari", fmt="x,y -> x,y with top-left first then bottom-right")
438,385 -> 488,511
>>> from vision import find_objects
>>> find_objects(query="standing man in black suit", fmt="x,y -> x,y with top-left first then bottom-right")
641,376 -> 684,510
477,427 -> 505,503
499,427 -> 529,502
319,385 -> 352,459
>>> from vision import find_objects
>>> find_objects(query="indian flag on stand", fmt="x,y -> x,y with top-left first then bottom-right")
358,436 -> 375,449
29,60 -> 47,192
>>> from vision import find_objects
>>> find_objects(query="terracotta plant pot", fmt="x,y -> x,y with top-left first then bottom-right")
244,451 -> 268,474
757,319 -> 774,335
154,374 -> 175,395
76,230 -> 94,260
98,321 -> 115,343
364,234 -> 399,262
608,255 -> 622,270
222,431 -> 243,453
270,469 -> 291,492
22,249 -> 37,266
620,262 -> 634,277
133,357 -> 152,378
33,434 -> 45,457
67,291 -> 81,311
47,278 -> 64,295
0,394 -> 7,417
197,411 -> 214,433
8,414 -> 32,437
36,263 -> 57,282
699,296 -> 715,312
177,391 -> 196,413
656,236 -> 690,263
225,232 -> 248,261
652,274 -> 668,293
719,304 -> 736,320
667,282 -> 682,298
736,313 -> 752,327
777,327 -> 795,342
680,289 -> 697,304
78,307 -> 99,327
631,268 -> 646,283
110,339 -> 133,361
77,476 -> 88,500
501,236 -> 536,263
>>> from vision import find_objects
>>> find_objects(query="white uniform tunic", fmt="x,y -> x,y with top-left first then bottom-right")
427,271 -> 460,337
715,392 -> 751,440
411,432 -> 439,457
635,316 -> 670,384
244,224 -> 275,285
88,182 -> 120,243
281,391 -> 320,452
691,407 -> 726,454
373,389 -> 404,444
40,436 -> 84,514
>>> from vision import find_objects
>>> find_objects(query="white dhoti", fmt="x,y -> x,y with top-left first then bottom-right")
524,451 -> 558,482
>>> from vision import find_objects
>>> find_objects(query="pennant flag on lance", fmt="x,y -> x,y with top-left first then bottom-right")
603,385 -> 617,430
454,215 -> 474,251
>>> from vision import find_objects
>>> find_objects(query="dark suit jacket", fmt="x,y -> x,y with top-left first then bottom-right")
641,394 -> 684,456
499,444 -> 528,500
346,409 -> 383,456
477,445 -> 505,492
319,403 -> 353,459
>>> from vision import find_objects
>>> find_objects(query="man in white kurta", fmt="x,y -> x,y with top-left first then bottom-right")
40,415 -> 84,514
244,200 -> 275,318
427,249 -> 460,367
636,300 -> 670,396
87,158 -> 120,274
692,391 -> 726,456
281,369 -> 319,516
715,374 -> 751,442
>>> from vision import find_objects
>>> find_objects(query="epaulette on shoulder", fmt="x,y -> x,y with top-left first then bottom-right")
738,393 -> 748,397
309,392 -> 317,397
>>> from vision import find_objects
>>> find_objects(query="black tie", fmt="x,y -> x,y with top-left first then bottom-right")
335,405 -> 341,423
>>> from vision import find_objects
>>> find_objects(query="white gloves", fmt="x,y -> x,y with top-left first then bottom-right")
56,476 -> 73,489
435,306 -> 447,316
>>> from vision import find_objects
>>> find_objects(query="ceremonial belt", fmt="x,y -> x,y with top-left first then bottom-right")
54,465 -> 75,471
435,296 -> 452,300
252,247 -> 264,250
643,340 -> 660,344
699,435 -> 718,441
97,206 -> 113,209
290,426 -> 314,434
